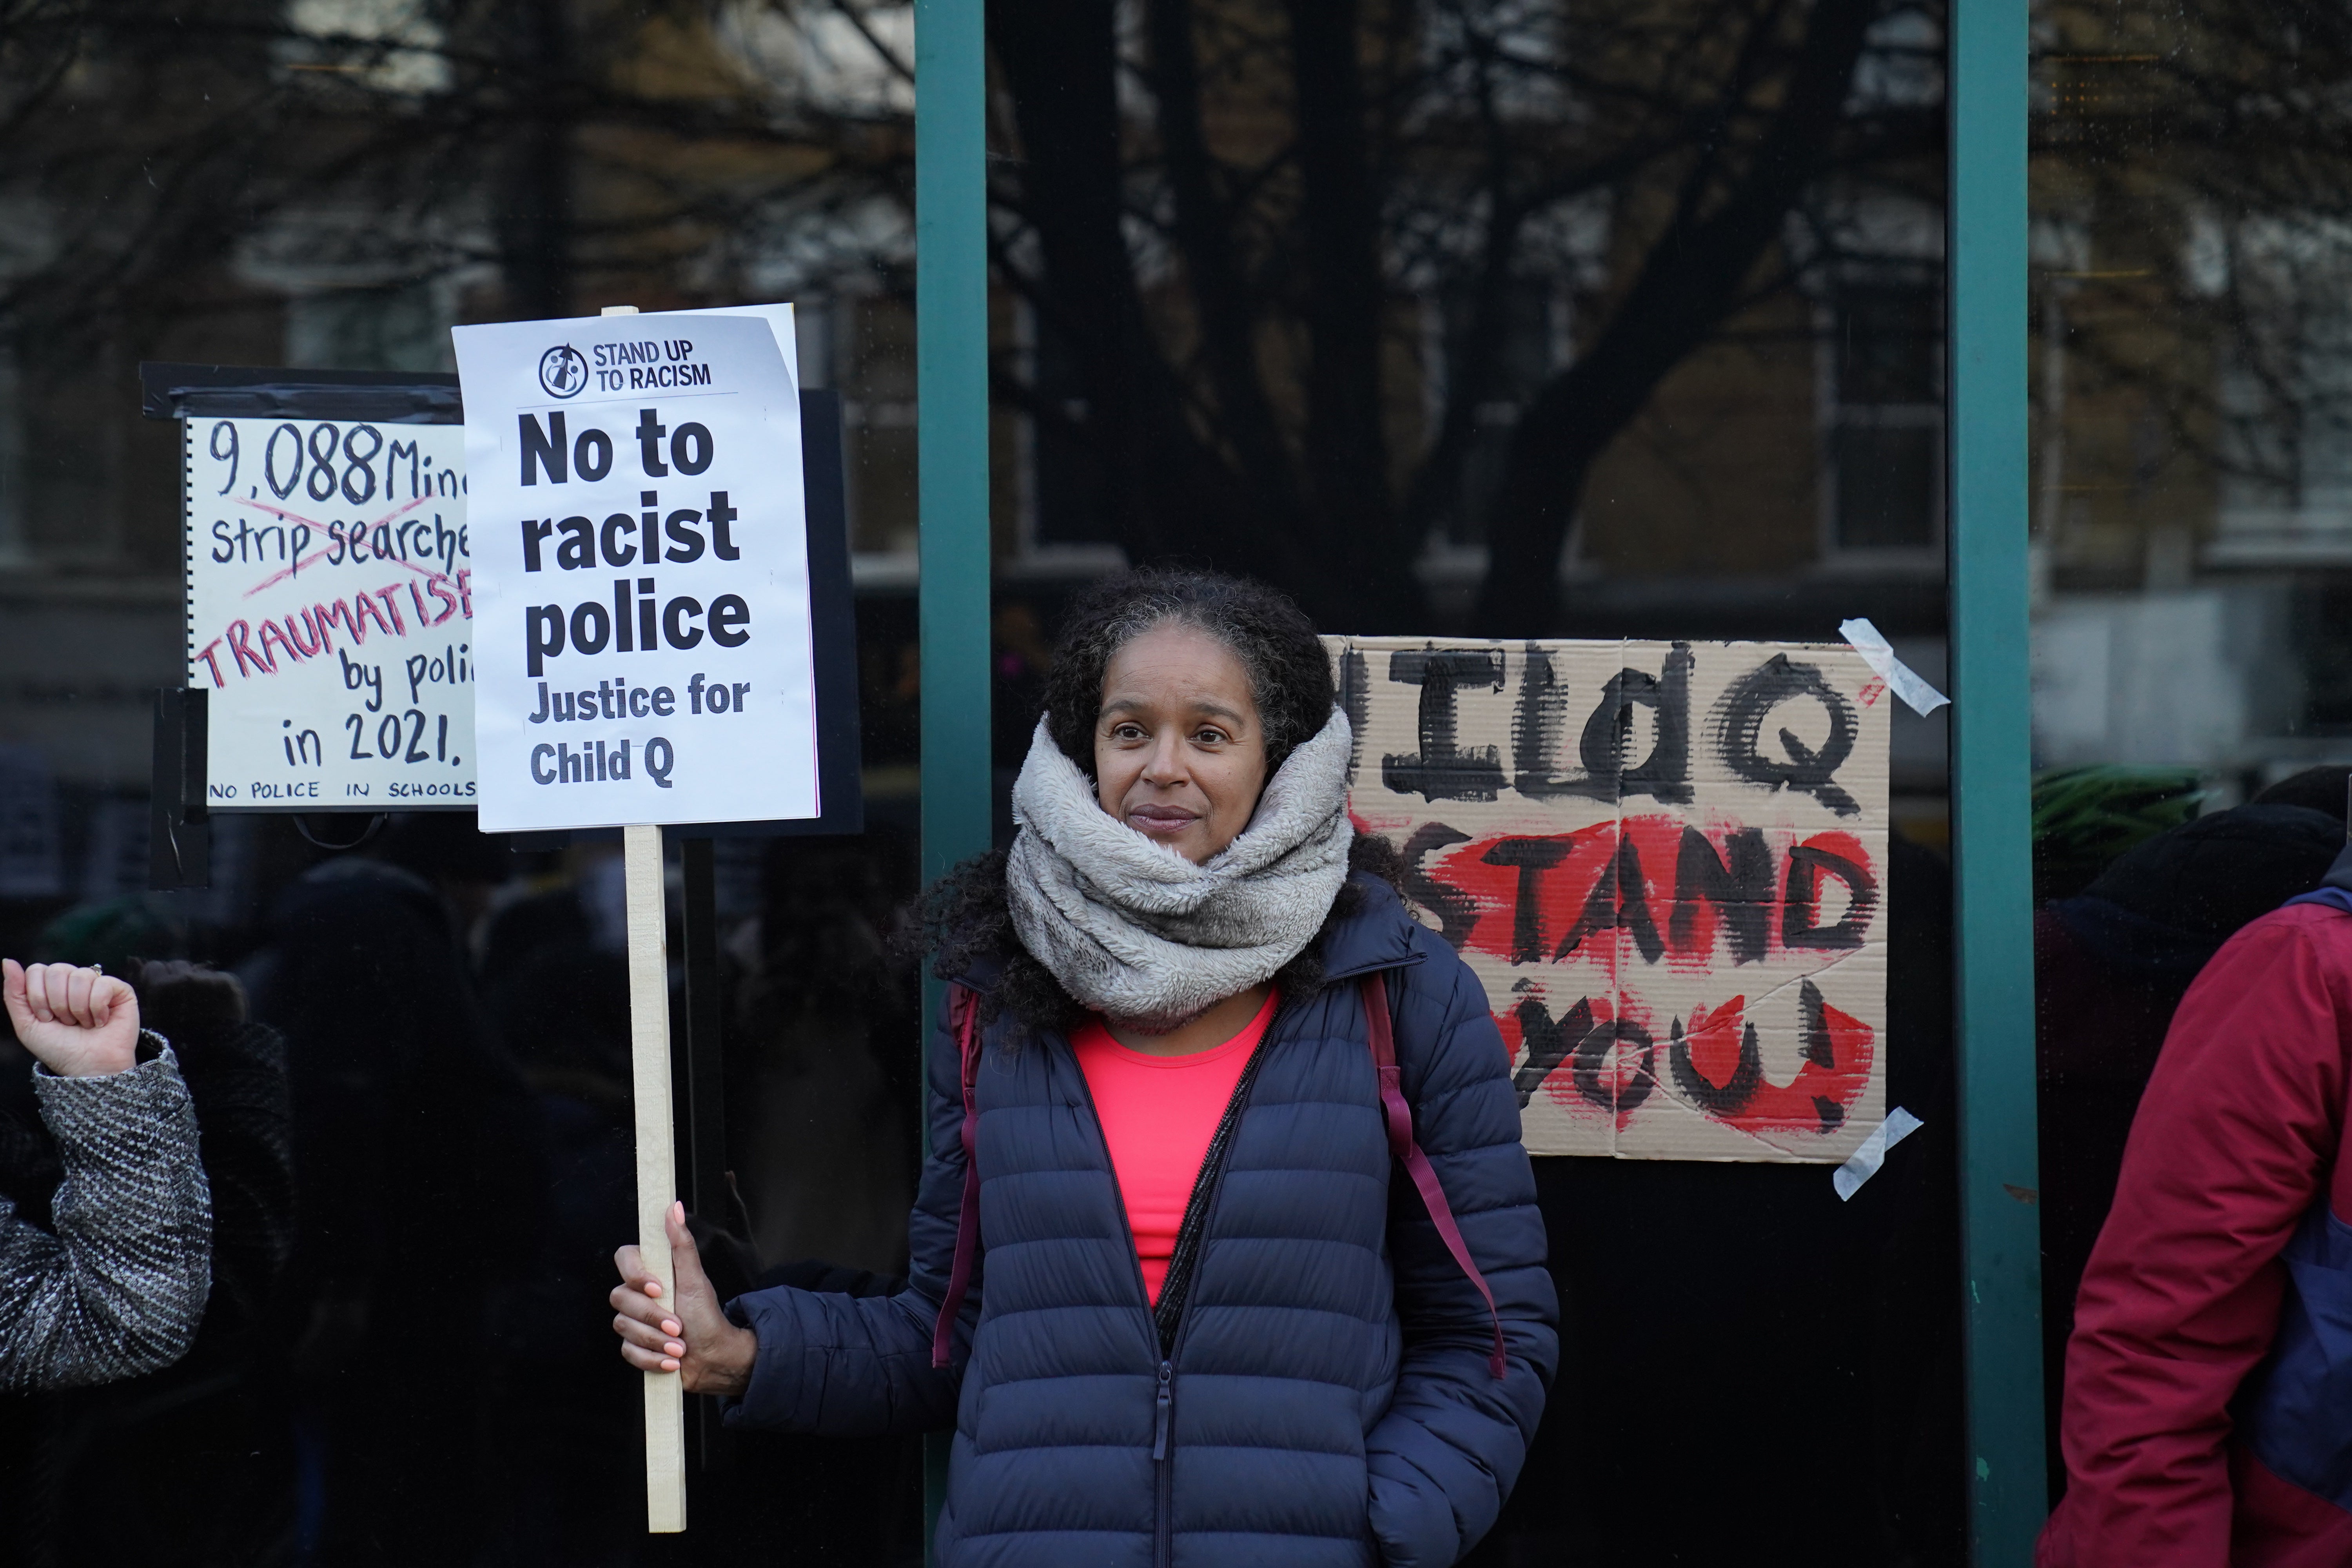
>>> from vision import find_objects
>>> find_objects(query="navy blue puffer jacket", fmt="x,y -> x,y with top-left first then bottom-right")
723,875 -> 1559,1566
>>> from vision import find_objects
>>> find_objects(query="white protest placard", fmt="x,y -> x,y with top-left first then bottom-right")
452,312 -> 817,833
182,416 -> 475,809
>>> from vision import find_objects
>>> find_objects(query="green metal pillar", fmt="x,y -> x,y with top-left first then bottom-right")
1949,0 -> 2045,1557
915,0 -> 993,886
915,0 -> 991,1556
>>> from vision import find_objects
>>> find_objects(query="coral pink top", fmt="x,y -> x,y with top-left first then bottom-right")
1071,990 -> 1279,1304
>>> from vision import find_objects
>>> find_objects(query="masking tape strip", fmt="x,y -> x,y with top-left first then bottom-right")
1833,1106 -> 1924,1201
1839,618 -> 1951,716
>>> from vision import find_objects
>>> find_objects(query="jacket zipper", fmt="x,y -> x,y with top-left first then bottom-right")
1155,1355 -> 1175,1568
1063,1002 -> 1287,1568
1152,1002 -> 1283,1568
1152,1038 -> 1276,1353
1062,1039 -> 1178,1566
1152,1359 -> 1173,1459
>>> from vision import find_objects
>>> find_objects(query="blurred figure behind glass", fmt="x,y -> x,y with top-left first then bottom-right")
241,815 -> 542,1564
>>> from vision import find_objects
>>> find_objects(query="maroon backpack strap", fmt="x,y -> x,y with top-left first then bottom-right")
1363,972 -> 1508,1380
931,985 -> 984,1370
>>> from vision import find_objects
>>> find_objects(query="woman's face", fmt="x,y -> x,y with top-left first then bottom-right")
1094,623 -> 1269,865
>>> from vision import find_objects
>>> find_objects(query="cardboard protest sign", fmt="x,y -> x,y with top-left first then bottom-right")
183,416 -> 474,809
1327,637 -> 1891,1163
452,311 -> 817,833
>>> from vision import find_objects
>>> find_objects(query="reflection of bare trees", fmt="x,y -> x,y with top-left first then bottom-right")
0,2 -> 912,359
989,0 -> 1945,631
2034,0 -> 2352,578
0,0 -> 1950,624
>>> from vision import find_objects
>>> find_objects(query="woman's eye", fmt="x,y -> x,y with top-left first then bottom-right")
1194,728 -> 1227,745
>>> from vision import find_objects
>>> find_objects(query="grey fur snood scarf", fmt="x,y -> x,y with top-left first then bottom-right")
1005,709 -> 1355,1032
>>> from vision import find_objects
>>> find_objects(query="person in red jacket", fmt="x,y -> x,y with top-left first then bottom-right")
2041,843 -> 2352,1565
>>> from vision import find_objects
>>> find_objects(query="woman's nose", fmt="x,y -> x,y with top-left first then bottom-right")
1140,731 -> 1187,785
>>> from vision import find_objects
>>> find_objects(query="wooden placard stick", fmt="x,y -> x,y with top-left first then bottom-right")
625,820 -> 685,1531
601,304 -> 686,1534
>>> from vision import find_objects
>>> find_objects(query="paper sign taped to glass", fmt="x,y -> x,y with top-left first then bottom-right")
183,417 -> 475,810
1324,636 -> 1891,1163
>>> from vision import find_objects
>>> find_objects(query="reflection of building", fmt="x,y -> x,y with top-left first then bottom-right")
0,0 -> 1965,864
992,4 -> 1953,832
2032,587 -> 2302,770
0,4 -> 939,886
2031,30 -> 2352,795
0,7 -> 1979,1561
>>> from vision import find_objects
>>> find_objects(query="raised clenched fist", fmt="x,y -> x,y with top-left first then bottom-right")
3,960 -> 141,1079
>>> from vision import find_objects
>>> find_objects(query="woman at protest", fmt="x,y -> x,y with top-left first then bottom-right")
612,568 -> 1557,1566
0,959 -> 212,1390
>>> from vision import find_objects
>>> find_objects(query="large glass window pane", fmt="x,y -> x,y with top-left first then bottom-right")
986,2 -> 1961,1562
0,7 -> 930,1562
2030,0 -> 2352,1508
0,1 -> 1966,1562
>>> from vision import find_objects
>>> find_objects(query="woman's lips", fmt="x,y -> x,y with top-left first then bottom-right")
1128,806 -> 1198,836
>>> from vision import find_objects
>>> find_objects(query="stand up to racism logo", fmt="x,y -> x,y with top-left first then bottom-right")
538,345 -> 588,399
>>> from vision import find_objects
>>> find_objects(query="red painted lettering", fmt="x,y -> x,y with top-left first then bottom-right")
226,619 -> 272,678
353,593 -> 395,641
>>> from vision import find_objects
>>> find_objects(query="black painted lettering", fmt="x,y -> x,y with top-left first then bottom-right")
1668,1013 -> 1763,1116
1800,980 -> 1847,1132
1510,993 -> 1595,1109
1581,643 -> 1693,804
1380,646 -> 1505,801
1782,841 -> 1878,950
1399,822 -> 1479,950
1713,654 -> 1861,816
1571,1018 -> 1655,1114
1554,833 -> 1664,965
1669,826 -> 1775,964
1481,837 -> 1572,963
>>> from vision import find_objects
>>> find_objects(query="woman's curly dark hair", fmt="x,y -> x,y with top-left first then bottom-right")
1042,568 -> 1337,777
912,568 -> 1399,1034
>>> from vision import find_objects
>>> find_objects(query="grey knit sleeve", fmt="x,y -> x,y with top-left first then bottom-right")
0,1036 -> 214,1391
